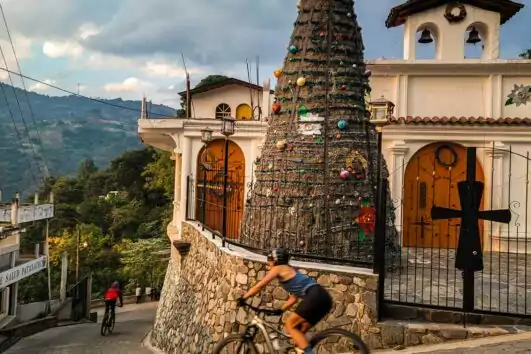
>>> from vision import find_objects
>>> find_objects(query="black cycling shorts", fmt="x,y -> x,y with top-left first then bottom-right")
295,284 -> 333,326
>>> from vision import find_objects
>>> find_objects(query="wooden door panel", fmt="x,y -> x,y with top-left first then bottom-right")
195,139 -> 246,239
403,143 -> 484,249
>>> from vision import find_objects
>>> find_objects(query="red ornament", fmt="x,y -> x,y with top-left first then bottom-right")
273,187 -> 279,192
340,84 -> 347,90
272,102 -> 281,114
356,206 -> 376,235
319,31 -> 325,37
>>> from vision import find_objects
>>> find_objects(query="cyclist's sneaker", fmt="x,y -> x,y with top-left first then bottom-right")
295,348 -> 313,354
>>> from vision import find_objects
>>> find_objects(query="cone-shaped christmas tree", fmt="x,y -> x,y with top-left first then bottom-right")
241,0 -> 399,264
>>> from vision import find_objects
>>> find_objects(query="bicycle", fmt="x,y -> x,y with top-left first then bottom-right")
213,302 -> 369,353
100,302 -> 122,336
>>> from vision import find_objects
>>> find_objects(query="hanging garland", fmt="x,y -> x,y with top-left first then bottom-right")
435,144 -> 458,167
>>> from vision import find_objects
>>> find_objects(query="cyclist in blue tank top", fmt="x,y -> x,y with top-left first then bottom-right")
238,248 -> 333,354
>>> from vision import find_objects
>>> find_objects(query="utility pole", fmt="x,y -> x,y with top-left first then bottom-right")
45,192 -> 53,313
76,226 -> 80,283
77,83 -> 80,95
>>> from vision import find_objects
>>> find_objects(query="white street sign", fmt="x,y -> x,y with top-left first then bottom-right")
0,204 -> 54,223
0,256 -> 47,289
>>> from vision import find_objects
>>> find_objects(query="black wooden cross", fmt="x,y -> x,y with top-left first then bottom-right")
431,148 -> 512,273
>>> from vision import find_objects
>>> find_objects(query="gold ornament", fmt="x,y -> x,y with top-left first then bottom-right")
296,77 -> 306,87
276,140 -> 287,150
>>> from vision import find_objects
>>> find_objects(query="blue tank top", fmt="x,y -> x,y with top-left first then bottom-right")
280,271 -> 317,298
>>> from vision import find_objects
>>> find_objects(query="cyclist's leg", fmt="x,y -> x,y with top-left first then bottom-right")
288,285 -> 333,352
285,313 -> 311,350
110,300 -> 116,316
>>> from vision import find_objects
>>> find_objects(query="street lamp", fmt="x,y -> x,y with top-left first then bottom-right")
221,116 -> 235,246
200,128 -> 213,231
369,95 -> 394,274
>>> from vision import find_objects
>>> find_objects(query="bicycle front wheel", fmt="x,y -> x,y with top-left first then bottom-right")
309,328 -> 369,354
212,334 -> 258,354
100,313 -> 109,336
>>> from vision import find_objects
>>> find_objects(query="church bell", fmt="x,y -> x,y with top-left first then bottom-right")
418,28 -> 433,44
466,27 -> 481,44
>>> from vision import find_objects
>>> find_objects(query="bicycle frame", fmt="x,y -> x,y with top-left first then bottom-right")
242,312 -> 294,353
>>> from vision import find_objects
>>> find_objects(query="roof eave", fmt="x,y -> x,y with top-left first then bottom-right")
385,0 -> 525,28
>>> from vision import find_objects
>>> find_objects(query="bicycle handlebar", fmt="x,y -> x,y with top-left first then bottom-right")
239,302 -> 283,316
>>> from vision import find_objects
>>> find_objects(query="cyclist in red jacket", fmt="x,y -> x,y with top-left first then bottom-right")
104,281 -> 123,315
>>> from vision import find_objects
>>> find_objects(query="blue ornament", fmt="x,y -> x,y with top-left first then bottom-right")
288,45 -> 299,54
337,120 -> 348,130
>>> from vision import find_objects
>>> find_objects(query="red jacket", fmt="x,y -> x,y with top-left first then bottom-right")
104,285 -> 123,303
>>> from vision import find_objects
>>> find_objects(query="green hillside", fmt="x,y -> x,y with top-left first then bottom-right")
0,84 -> 176,197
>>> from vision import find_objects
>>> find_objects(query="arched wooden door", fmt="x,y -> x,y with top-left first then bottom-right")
195,139 -> 245,239
236,104 -> 252,120
403,142 -> 485,249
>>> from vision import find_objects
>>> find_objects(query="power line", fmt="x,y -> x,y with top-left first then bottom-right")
0,44 -> 45,181
0,82 -> 39,186
0,67 -> 174,118
0,4 -> 50,177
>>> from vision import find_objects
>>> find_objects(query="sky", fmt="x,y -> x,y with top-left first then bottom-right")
0,0 -> 529,109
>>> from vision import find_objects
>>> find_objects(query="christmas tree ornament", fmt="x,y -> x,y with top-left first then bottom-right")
276,140 -> 287,150
288,45 -> 299,54
340,170 -> 350,180
337,119 -> 348,130
268,163 -> 273,170
298,105 -> 309,116
297,0 -> 302,9
274,69 -> 282,78
296,77 -> 306,87
272,102 -> 282,114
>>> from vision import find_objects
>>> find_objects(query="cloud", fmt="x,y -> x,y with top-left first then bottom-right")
29,79 -> 57,91
103,77 -> 152,93
43,41 -> 83,58
143,61 -> 189,78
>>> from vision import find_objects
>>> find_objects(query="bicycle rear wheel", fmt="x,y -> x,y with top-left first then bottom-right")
212,334 -> 258,354
309,328 -> 369,354
100,312 -> 109,336
108,312 -> 116,334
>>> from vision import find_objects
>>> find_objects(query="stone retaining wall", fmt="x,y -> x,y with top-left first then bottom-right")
150,221 -> 381,353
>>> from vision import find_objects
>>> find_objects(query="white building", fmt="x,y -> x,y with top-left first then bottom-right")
0,197 -> 52,325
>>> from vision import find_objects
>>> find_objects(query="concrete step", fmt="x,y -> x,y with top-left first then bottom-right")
375,319 -> 531,350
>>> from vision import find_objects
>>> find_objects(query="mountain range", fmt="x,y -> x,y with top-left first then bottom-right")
0,84 -> 176,198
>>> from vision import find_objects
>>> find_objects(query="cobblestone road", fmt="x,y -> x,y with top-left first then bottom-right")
5,302 -> 158,354
428,339 -> 531,353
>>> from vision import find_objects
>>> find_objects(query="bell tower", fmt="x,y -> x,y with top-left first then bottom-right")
385,0 -> 524,61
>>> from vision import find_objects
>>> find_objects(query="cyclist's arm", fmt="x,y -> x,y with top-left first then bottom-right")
242,267 -> 279,300
281,294 -> 298,311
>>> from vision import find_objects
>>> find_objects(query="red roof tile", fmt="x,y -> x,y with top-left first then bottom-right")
389,116 -> 531,125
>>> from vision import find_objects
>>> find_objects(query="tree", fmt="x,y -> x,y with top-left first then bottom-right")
77,158 -> 98,181
195,74 -> 229,89
520,49 -> 531,59
240,0 -> 399,261
120,238 -> 169,291
143,149 -> 174,200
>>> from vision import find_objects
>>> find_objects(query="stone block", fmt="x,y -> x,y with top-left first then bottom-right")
380,322 -> 405,346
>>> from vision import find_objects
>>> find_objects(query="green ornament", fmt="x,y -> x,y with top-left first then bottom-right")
299,169 -> 306,174
315,136 -> 323,143
362,200 -> 371,207
298,105 -> 308,117
358,230 -> 366,241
